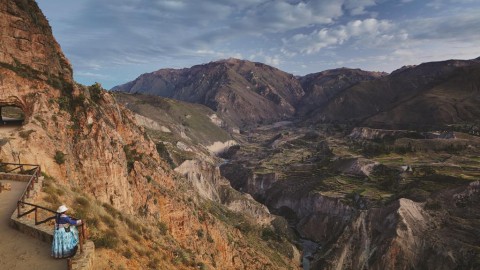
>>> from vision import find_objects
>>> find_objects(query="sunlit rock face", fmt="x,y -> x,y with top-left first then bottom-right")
0,0 -> 72,83
0,1 -> 301,269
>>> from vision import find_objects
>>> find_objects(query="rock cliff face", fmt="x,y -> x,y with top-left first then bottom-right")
220,163 -> 355,244
0,1 -> 300,269
314,182 -> 480,270
314,198 -> 430,269
0,0 -> 72,84
268,191 -> 355,244
175,160 -> 274,225
220,163 -> 279,202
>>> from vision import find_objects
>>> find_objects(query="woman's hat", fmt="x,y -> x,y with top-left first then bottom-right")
57,205 -> 68,213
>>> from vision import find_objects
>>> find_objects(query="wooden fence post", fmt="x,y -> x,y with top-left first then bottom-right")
79,231 -> 83,254
83,222 -> 88,240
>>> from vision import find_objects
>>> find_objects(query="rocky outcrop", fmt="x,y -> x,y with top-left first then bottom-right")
314,198 -> 430,269
175,160 -> 274,225
0,0 -> 72,84
220,162 -> 355,243
220,163 -> 279,201
314,182 -> 480,270
267,191 -> 354,244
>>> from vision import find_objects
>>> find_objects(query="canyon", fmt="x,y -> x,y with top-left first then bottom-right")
1,0 -> 479,269
113,57 -> 480,269
0,1 -> 299,269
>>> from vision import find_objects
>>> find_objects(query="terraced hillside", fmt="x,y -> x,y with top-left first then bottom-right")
220,122 -> 480,269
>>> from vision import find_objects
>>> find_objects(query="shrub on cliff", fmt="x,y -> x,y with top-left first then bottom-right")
54,150 -> 65,164
92,229 -> 119,248
88,82 -> 103,102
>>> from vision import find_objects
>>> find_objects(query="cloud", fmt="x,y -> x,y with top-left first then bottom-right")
427,0 -> 479,9
37,0 -> 480,88
236,0 -> 344,32
46,0 -> 380,64
405,11 -> 480,42
344,0 -> 377,15
76,71 -> 110,79
264,55 -> 281,66
282,18 -> 396,54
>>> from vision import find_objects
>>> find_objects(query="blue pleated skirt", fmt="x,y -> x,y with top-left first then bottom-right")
51,226 -> 79,258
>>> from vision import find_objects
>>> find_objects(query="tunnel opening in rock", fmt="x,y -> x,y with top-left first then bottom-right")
0,105 -> 25,126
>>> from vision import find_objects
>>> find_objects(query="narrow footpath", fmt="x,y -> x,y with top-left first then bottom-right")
0,180 -> 65,270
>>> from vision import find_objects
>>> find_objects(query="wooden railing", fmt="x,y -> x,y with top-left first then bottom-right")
16,201 -> 88,253
17,201 -> 57,225
1,162 -> 88,265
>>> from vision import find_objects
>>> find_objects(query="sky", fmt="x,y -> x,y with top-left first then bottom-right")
37,0 -> 480,89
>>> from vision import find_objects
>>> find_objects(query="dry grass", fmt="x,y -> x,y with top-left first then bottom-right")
36,174 -> 182,269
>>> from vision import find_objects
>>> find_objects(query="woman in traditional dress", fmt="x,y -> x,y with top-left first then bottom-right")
51,205 -> 82,258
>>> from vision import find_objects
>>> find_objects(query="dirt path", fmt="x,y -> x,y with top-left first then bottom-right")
0,123 -> 21,135
0,180 -> 66,270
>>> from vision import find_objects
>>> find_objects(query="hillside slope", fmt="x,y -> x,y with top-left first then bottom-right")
113,92 -> 235,166
297,68 -> 386,117
0,1 -> 299,269
314,59 -> 480,129
113,58 -> 305,128
114,58 -> 480,130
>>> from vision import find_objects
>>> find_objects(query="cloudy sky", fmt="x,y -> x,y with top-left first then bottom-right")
37,0 -> 480,89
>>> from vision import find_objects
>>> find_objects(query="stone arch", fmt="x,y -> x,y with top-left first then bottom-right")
0,98 -> 27,126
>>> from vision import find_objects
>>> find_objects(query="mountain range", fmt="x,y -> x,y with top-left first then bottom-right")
113,57 -> 480,130
3,0 -> 480,269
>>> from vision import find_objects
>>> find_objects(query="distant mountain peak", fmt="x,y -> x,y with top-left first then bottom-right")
112,56 -> 480,130
112,58 -> 304,128
219,57 -> 243,63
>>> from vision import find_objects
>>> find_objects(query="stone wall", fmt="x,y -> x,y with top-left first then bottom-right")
9,213 -> 53,243
0,172 -> 32,182
70,241 -> 95,270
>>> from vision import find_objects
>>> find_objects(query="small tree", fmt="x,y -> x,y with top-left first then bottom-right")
89,82 -> 103,102
54,151 -> 66,165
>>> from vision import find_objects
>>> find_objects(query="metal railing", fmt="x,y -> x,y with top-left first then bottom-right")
1,162 -> 88,267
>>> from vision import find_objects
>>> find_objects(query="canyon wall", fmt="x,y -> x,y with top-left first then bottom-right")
0,1 -> 300,268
